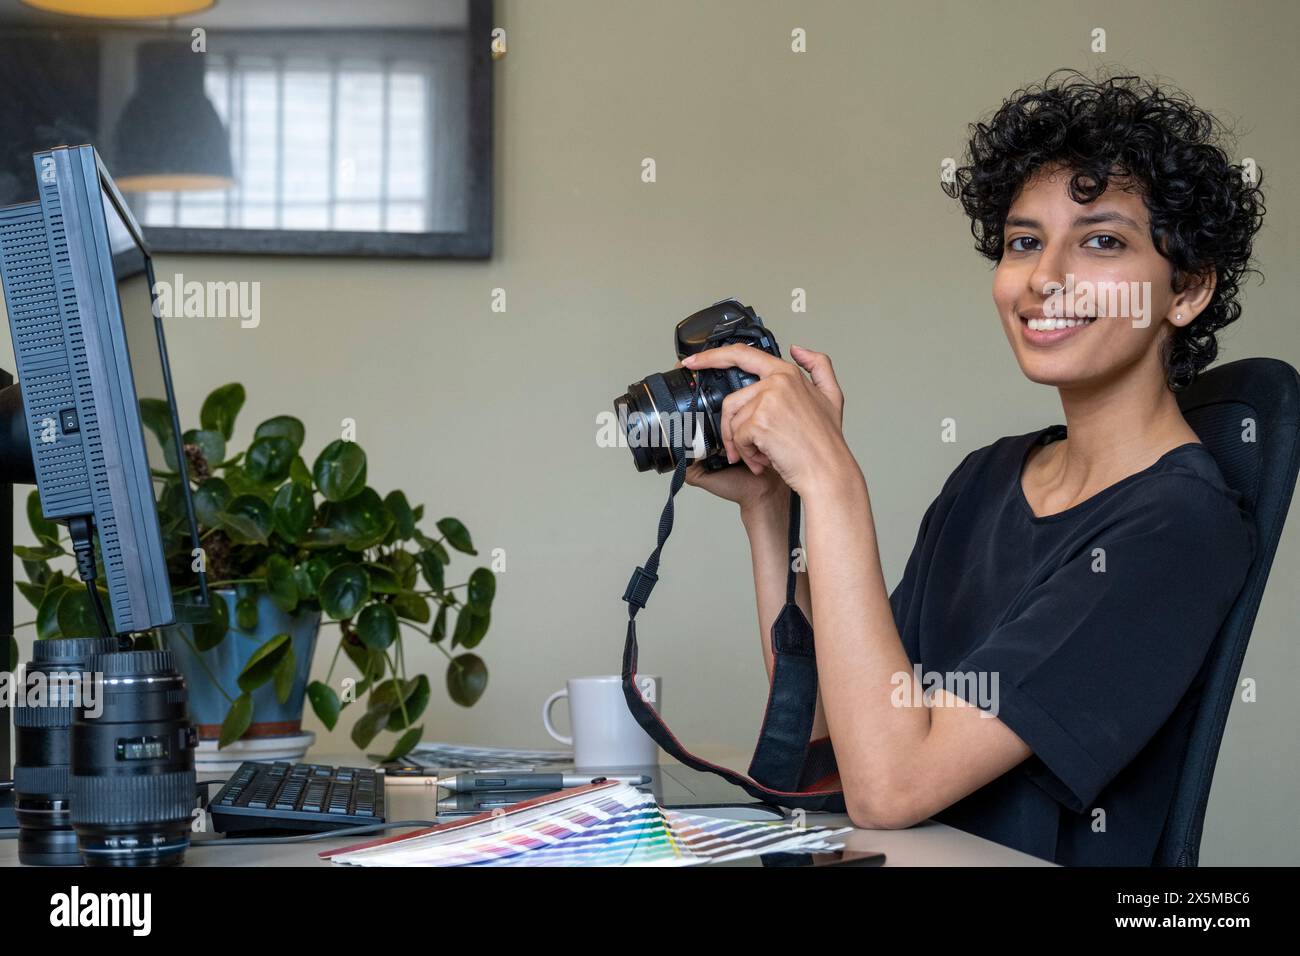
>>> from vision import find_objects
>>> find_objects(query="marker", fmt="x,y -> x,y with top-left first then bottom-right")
438,772 -> 652,793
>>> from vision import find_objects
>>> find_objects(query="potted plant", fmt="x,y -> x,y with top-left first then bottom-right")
15,383 -> 495,761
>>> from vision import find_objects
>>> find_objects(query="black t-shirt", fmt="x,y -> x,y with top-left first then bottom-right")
889,424 -> 1254,866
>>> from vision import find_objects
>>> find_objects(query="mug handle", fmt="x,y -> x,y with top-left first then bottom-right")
542,688 -> 572,745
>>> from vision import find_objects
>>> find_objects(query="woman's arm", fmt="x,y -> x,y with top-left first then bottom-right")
683,460 -> 828,739
682,344 -> 1032,829
740,494 -> 828,740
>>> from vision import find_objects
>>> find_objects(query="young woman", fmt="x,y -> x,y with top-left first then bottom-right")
682,71 -> 1265,866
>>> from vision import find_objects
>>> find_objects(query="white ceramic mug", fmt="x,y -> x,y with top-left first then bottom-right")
542,675 -> 661,770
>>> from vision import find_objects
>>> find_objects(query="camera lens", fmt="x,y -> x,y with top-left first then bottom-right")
70,648 -> 197,867
614,368 -> 722,473
13,636 -> 118,866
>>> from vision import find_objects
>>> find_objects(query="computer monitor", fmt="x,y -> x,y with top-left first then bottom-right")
0,144 -> 205,635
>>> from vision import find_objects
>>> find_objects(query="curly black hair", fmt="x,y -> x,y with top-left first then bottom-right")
942,69 -> 1265,390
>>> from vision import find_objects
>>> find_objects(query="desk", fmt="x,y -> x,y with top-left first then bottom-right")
0,749 -> 1050,868
0,751 -> 1055,867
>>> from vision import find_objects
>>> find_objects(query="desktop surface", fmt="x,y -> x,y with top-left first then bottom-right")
0,751 -> 1055,867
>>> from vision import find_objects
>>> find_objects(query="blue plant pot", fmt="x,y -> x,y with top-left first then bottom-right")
163,590 -> 321,741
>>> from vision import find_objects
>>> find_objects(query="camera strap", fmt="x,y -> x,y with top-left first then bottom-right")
619,385 -> 845,812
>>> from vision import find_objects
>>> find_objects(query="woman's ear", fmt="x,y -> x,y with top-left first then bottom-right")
1169,266 -> 1217,328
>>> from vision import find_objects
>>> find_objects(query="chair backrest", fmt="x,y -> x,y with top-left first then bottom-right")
1155,357 -> 1300,866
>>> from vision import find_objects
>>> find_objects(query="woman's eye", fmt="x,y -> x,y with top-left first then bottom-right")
1007,236 -> 1039,252
1084,234 -> 1125,250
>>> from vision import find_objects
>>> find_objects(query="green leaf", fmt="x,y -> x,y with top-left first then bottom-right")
307,680 -> 341,731
289,455 -> 313,486
312,440 -> 367,502
254,415 -> 306,451
368,677 -> 405,711
431,604 -> 447,643
381,725 -> 423,761
343,640 -> 386,690
56,588 -> 100,638
468,609 -> 491,648
446,653 -> 488,707
417,549 -> 445,592
245,435 -> 296,485
362,562 -> 400,595
26,490 -> 59,545
384,491 -> 416,539
392,590 -> 430,623
451,607 -> 490,649
319,564 -> 371,620
326,487 -> 393,550
299,558 -> 330,598
436,517 -> 476,554
183,429 -> 226,470
232,597 -> 256,631
14,543 -> 64,561
385,674 -> 430,731
221,465 -> 263,498
467,567 -> 496,611
300,527 -> 353,549
219,692 -> 254,748
356,603 -> 398,651
193,596 -> 230,651
350,706 -> 393,750
139,397 -> 177,468
272,481 -> 314,543
16,579 -> 46,609
237,633 -> 291,693
192,477 -> 232,529
273,643 -> 297,704
220,495 -> 273,545
36,587 -> 64,639
23,559 -> 52,586
265,554 -> 299,612
386,550 -> 419,590
201,383 -> 246,441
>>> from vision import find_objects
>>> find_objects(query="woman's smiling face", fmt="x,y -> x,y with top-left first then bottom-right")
992,163 -> 1193,391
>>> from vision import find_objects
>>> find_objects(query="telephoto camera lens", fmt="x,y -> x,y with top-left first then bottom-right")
13,636 -> 118,866
70,648 -> 198,867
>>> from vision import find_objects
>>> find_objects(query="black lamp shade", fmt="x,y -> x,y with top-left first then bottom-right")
112,40 -> 234,192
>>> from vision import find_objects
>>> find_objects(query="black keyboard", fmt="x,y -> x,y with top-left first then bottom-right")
209,761 -> 385,834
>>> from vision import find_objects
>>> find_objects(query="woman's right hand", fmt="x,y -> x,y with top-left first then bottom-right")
675,356 -> 788,515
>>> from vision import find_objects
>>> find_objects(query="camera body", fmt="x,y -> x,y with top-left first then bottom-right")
615,298 -> 781,474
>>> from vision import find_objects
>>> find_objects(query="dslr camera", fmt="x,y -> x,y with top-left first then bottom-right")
614,298 -> 780,474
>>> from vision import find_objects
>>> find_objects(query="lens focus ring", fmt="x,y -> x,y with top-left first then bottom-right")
70,770 -> 195,826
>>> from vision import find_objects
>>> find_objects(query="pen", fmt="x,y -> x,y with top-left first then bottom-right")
380,765 -> 531,785
438,772 -> 652,793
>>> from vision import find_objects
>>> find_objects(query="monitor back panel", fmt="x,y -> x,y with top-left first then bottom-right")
0,147 -> 171,633
0,197 -> 96,523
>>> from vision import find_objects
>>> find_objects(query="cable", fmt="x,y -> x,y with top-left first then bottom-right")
67,514 -> 116,644
85,580 -> 111,639
191,819 -> 437,849
194,779 -> 230,810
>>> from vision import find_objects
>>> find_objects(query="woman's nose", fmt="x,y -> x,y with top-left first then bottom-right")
1028,240 -> 1069,299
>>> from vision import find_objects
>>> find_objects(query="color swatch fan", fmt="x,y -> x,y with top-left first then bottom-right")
322,782 -> 851,867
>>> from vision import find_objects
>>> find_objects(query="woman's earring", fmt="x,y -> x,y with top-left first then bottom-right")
1176,312 -> 1183,323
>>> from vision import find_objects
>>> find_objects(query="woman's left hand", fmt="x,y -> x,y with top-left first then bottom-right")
681,343 -> 853,498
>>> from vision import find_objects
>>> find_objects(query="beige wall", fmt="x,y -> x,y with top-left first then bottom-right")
5,0 -> 1297,864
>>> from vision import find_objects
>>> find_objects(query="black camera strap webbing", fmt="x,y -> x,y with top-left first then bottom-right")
619,384 -> 845,812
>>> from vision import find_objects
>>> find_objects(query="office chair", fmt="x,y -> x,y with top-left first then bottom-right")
1154,357 -> 1300,866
